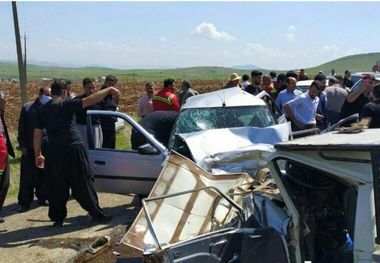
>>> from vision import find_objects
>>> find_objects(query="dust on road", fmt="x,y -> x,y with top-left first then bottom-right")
0,193 -> 142,263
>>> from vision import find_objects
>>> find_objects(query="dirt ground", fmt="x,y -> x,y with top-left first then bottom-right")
0,193 -> 143,263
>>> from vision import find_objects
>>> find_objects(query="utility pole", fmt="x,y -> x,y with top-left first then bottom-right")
12,1 -> 27,105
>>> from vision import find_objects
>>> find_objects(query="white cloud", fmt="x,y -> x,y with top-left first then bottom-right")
159,36 -> 167,43
191,22 -> 236,41
246,42 -> 284,58
322,44 -> 339,52
283,25 -> 297,42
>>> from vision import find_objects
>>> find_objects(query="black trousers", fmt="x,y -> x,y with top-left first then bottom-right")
46,143 -> 104,222
101,119 -> 116,149
18,147 -> 48,206
0,163 -> 9,212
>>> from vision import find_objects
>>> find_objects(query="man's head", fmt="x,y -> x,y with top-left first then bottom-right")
300,69 -> 305,75
181,80 -> 191,91
251,70 -> 262,85
262,75 -> 271,86
277,73 -> 286,86
314,74 -> 327,90
39,86 -> 51,97
372,83 -> 380,100
82,78 -> 97,96
309,80 -> 323,99
344,70 -> 351,78
286,77 -> 297,92
242,74 -> 250,82
269,71 -> 276,79
286,70 -> 298,80
228,73 -> 242,86
104,75 -> 118,88
328,77 -> 339,86
145,82 -> 154,98
362,74 -> 375,92
164,78 -> 176,90
51,79 -> 66,96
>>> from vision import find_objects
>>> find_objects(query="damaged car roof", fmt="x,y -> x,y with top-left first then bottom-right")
182,87 -> 265,109
275,129 -> 380,151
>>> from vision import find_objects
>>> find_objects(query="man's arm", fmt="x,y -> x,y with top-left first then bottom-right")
284,103 -> 305,130
33,128 -> 44,168
359,117 -> 372,127
347,85 -> 366,103
17,105 -> 28,155
171,96 -> 181,112
82,87 -> 120,109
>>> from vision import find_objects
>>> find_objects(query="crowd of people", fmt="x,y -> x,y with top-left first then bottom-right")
0,68 -> 379,226
222,69 -> 380,131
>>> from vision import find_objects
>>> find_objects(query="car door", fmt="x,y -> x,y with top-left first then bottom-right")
256,90 -> 287,124
86,110 -> 167,195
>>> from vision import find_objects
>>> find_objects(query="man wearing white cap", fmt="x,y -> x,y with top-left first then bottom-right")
223,73 -> 242,89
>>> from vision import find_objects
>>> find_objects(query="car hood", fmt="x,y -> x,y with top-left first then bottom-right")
178,122 -> 291,175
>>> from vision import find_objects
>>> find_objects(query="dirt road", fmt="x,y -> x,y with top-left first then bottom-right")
0,193 -> 142,263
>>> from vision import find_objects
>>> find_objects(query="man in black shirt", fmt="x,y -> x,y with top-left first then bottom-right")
75,78 -> 102,148
34,79 -> 120,226
131,111 -> 179,150
17,86 -> 51,213
343,70 -> 354,88
245,70 -> 262,95
361,83 -> 380,128
339,74 -> 374,125
99,75 -> 119,149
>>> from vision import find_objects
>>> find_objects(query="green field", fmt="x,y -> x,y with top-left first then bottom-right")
1,52 -> 379,81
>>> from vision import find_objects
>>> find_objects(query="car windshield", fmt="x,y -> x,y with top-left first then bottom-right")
173,106 -> 277,135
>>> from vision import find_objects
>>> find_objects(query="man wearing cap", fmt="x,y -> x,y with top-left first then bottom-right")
223,73 -> 242,89
245,70 -> 262,95
284,80 -> 323,131
99,75 -> 119,149
152,78 -> 180,112
339,74 -> 375,126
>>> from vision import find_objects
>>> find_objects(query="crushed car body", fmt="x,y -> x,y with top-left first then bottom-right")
121,129 -> 380,263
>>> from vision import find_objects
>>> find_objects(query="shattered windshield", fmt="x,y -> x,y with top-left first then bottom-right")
174,106 -> 277,134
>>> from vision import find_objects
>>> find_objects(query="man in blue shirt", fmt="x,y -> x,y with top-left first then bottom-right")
275,77 -> 303,114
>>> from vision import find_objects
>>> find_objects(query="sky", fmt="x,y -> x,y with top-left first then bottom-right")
0,1 -> 379,70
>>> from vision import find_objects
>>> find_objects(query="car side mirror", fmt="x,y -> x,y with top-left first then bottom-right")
137,144 -> 160,155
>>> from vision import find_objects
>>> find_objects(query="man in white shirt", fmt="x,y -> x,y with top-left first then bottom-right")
137,82 -> 154,118
284,80 -> 323,131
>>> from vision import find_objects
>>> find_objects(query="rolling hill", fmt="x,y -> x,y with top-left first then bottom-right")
1,52 -> 379,81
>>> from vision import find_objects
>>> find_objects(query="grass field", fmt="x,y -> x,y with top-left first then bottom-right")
1,52 -> 380,81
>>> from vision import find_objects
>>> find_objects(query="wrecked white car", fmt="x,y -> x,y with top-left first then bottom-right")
122,128 -> 380,263
86,87 -> 291,195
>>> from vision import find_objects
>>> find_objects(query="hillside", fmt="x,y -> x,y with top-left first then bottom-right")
306,52 -> 380,75
1,52 -> 379,81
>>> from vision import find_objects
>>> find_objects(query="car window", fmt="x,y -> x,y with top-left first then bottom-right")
87,114 -> 157,152
174,106 -> 277,135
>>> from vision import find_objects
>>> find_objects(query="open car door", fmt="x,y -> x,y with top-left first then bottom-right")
86,110 -> 167,195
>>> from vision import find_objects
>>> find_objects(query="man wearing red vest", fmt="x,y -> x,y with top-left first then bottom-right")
152,78 -> 180,112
